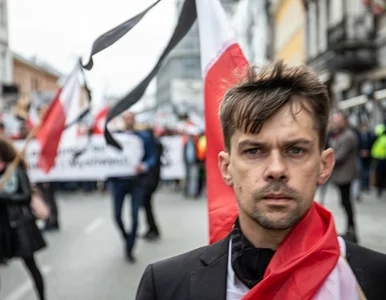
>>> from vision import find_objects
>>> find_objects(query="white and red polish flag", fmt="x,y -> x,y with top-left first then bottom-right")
35,64 -> 83,173
195,0 -> 249,244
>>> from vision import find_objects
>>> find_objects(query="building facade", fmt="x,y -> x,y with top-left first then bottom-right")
155,0 -> 270,126
12,52 -> 62,121
0,0 -> 17,112
271,0 -> 306,65
305,0 -> 386,127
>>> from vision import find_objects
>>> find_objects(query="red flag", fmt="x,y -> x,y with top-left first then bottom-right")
92,106 -> 109,135
196,0 -> 248,244
36,65 -> 83,173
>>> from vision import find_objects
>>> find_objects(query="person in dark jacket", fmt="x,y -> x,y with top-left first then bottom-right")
108,112 -> 157,263
0,137 -> 46,300
358,122 -> 375,192
141,128 -> 163,240
136,62 -> 386,300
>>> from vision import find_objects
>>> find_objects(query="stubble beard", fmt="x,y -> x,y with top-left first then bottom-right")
247,182 -> 305,231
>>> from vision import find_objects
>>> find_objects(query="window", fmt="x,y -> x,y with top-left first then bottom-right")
31,77 -> 39,91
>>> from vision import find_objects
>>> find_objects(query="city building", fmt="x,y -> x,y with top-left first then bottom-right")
12,52 -> 62,120
155,0 -> 270,129
0,0 -> 18,114
270,0 -> 306,65
305,0 -> 386,127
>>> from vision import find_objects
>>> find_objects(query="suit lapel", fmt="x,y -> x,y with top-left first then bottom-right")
189,236 -> 230,300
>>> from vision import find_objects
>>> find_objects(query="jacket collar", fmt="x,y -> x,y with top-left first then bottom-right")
189,235 -> 366,300
189,235 -> 230,300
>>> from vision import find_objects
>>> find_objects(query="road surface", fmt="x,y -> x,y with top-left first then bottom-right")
1,185 -> 385,300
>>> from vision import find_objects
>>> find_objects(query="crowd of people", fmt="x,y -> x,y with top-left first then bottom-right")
0,110 -> 207,300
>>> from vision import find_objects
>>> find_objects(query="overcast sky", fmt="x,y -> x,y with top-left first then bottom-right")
8,0 -> 177,105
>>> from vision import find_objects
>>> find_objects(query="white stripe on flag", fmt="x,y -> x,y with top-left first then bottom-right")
59,65 -> 83,124
196,0 -> 238,75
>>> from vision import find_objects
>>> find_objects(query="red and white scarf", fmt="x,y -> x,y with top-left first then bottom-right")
226,203 -> 362,300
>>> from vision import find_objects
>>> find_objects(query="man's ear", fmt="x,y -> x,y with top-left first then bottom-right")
218,151 -> 233,186
317,148 -> 335,186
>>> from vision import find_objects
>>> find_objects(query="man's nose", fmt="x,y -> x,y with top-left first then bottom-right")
264,151 -> 288,182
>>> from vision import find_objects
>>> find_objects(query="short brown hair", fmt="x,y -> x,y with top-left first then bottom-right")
0,137 -> 28,171
219,61 -> 330,151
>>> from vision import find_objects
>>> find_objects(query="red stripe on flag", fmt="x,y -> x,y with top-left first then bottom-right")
36,88 -> 66,173
204,43 -> 248,244
93,106 -> 109,135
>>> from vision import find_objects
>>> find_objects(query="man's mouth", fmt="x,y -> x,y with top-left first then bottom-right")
263,193 -> 292,199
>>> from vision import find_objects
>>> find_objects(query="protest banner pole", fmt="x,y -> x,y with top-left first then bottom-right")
0,123 -> 41,191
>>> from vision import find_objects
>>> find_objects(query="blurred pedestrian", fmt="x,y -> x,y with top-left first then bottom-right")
107,111 -> 157,263
0,137 -> 46,300
196,133 -> 206,198
141,128 -> 163,240
183,127 -> 200,198
371,123 -> 386,198
330,112 -> 359,243
36,182 -> 60,231
0,122 -> 5,137
358,122 -> 375,193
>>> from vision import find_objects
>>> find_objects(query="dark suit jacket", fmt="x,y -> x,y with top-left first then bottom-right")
136,236 -> 386,300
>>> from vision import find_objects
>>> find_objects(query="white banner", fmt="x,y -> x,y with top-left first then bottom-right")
14,134 -> 186,182
160,136 -> 186,180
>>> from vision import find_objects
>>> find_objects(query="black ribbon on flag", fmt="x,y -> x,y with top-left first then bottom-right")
82,0 -> 163,70
82,0 -> 196,149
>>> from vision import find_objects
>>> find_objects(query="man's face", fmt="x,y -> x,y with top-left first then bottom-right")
219,100 -> 334,230
122,112 -> 135,130
331,113 -> 346,133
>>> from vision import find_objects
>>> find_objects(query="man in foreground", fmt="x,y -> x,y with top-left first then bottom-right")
136,62 -> 386,299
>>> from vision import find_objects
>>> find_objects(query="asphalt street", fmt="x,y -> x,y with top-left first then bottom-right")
1,184 -> 385,300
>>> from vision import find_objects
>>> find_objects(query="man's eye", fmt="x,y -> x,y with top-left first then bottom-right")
289,147 -> 305,155
246,148 -> 260,155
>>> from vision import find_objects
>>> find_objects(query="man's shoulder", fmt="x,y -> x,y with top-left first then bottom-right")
346,242 -> 386,298
149,237 -> 229,279
151,244 -> 211,274
346,241 -> 386,291
346,241 -> 386,268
